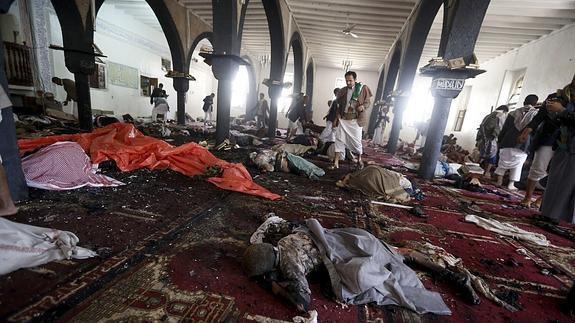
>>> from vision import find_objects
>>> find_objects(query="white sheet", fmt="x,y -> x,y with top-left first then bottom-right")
0,218 -> 97,275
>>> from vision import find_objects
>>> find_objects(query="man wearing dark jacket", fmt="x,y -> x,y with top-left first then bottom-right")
494,94 -> 539,190
518,94 -> 561,207
202,93 -> 215,125
150,83 -> 164,105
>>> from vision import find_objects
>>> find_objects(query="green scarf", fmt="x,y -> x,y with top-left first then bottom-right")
351,82 -> 363,102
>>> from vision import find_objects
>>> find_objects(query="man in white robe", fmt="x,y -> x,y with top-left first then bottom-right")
494,95 -> 539,190
331,71 -> 372,169
152,97 -> 170,122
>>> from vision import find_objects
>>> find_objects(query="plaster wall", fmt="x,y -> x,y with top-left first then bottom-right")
0,2 -> 24,44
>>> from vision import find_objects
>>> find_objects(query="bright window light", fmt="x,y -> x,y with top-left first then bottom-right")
279,72 -> 294,113
404,77 -> 434,127
231,66 -> 249,117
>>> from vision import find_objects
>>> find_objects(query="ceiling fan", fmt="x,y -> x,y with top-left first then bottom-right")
342,13 -> 359,38
342,23 -> 359,38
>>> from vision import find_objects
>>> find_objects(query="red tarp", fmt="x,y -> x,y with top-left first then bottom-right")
18,123 -> 281,200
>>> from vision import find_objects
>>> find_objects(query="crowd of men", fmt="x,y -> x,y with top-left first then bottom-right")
476,74 -> 575,224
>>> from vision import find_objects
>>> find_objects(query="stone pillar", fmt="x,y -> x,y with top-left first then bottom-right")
28,0 -> 53,92
212,57 -> 238,145
267,84 -> 282,139
73,73 -> 92,131
211,0 -> 240,145
173,78 -> 189,125
216,79 -> 233,144
386,95 -> 408,154
419,95 -> 453,180
418,71 -> 477,180
418,0 -> 491,179
50,0 -> 98,132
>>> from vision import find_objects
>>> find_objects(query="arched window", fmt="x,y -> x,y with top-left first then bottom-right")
507,74 -> 525,109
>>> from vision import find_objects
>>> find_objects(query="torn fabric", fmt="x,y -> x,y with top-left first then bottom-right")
465,214 -> 549,246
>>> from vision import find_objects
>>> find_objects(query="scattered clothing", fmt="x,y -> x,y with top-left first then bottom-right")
21,142 -> 124,190
0,217 -> 96,275
464,214 -> 550,247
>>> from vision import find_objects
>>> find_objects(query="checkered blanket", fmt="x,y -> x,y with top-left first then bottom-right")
22,141 -> 124,190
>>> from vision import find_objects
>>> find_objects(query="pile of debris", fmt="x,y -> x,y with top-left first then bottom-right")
15,109 -> 80,139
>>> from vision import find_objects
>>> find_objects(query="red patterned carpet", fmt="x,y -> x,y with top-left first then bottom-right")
1,146 -> 574,322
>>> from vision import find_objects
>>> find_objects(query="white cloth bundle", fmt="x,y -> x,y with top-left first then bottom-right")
0,218 -> 97,275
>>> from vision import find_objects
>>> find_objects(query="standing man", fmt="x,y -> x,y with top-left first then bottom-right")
475,105 -> 509,179
52,77 -> 77,117
518,94 -> 561,208
371,99 -> 390,147
331,71 -> 372,169
203,93 -> 215,125
286,93 -> 305,140
255,93 -> 269,129
0,84 -> 18,216
540,75 -> 575,224
150,83 -> 164,105
494,95 -> 539,190
319,88 -> 340,143
152,97 -> 170,122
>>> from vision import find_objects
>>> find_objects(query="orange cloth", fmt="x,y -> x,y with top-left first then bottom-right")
18,123 -> 281,200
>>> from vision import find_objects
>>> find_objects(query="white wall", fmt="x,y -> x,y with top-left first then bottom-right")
311,67 -> 379,126
47,3 -> 218,120
0,1 -> 24,44
398,23 -> 575,151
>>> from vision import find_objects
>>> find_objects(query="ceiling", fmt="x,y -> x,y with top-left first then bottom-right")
106,0 -> 575,71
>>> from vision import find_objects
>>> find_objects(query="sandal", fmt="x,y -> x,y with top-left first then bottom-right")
520,198 -> 532,209
532,197 -> 542,209
327,165 -> 339,170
